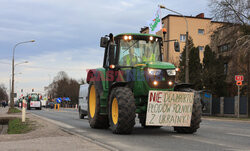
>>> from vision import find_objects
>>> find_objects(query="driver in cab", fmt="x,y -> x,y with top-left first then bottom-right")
123,48 -> 139,66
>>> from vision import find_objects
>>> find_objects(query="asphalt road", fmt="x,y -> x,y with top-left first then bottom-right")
28,108 -> 250,151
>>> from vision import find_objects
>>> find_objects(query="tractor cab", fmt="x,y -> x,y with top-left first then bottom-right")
100,33 -> 179,68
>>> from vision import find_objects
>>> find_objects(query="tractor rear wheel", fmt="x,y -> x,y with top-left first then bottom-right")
109,87 -> 136,134
174,88 -> 202,133
87,81 -> 109,129
138,114 -> 162,128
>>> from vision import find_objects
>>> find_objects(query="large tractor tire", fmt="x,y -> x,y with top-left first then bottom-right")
109,87 -> 136,134
138,114 -> 161,129
174,88 -> 202,134
87,81 -> 109,129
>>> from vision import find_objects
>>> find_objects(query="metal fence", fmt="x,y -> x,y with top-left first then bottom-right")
240,96 -> 247,114
212,98 -> 220,114
224,97 -> 235,114
212,96 -> 248,116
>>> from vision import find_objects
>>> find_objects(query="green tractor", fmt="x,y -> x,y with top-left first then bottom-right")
86,33 -> 201,134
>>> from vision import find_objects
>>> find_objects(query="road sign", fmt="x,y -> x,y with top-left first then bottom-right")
235,75 -> 244,81
236,81 -> 242,86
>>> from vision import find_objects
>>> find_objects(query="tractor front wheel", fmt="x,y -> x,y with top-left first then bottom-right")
109,87 -> 136,134
174,88 -> 202,133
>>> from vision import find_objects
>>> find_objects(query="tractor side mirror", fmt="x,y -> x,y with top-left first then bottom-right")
100,37 -> 108,48
174,41 -> 180,52
109,43 -> 115,67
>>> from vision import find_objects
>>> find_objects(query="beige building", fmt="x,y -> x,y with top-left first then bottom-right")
140,13 -> 224,65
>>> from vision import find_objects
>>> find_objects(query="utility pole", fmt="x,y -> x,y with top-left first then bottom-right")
9,77 -> 11,104
159,5 -> 189,83
237,85 -> 240,118
185,32 -> 189,83
248,48 -> 250,117
10,40 -> 35,108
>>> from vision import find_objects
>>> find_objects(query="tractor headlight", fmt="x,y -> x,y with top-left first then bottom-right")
148,69 -> 162,76
167,69 -> 176,76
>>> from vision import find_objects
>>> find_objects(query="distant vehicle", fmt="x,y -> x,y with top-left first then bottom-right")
78,84 -> 88,119
41,98 -> 47,107
27,93 -> 42,110
46,102 -> 54,109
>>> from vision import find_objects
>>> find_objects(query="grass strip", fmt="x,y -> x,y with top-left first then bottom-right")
8,118 -> 32,134
7,107 -> 21,114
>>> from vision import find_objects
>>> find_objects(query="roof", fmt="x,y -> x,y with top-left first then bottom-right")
140,14 -> 228,33
115,33 -> 161,38
211,21 -> 231,24
161,14 -> 212,21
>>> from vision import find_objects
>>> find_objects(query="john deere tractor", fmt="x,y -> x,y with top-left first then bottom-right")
85,33 -> 201,134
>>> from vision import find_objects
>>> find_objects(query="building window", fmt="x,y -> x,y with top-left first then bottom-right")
224,63 -> 228,75
218,44 -> 230,53
198,46 -> 204,51
180,34 -> 186,42
198,29 -> 205,35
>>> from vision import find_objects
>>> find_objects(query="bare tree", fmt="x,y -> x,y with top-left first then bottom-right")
209,0 -> 250,116
47,71 -> 80,105
0,84 -> 8,102
209,0 -> 249,33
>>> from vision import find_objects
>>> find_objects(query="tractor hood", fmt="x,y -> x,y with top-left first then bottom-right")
145,61 -> 175,69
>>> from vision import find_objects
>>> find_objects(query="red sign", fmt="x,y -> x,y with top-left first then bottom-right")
236,81 -> 242,86
235,75 -> 244,81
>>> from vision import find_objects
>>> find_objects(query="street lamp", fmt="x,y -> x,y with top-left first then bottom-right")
9,72 -> 22,104
15,61 -> 29,67
159,5 -> 189,83
10,40 -> 35,108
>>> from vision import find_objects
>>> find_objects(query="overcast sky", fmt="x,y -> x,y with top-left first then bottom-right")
0,0 -> 210,97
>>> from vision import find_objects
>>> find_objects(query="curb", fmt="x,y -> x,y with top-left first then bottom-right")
30,112 -> 118,151
202,117 -> 250,123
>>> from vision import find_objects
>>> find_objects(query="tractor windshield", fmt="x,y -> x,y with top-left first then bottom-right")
30,94 -> 39,101
118,39 -> 161,66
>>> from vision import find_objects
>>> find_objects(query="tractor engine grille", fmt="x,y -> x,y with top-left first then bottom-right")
144,68 -> 175,89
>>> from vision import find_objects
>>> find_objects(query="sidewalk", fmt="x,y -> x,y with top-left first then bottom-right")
0,107 -> 109,151
202,116 -> 250,123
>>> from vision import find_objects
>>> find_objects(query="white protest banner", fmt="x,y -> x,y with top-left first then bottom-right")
146,91 -> 194,126
148,8 -> 162,34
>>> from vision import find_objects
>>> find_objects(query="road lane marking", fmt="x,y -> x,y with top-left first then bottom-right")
42,108 -> 78,114
227,133 -> 250,138
74,129 -> 87,133
172,135 -> 247,150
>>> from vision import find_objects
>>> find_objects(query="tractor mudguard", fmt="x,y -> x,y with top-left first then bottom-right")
109,82 -> 130,92
174,83 -> 194,91
87,69 -> 104,96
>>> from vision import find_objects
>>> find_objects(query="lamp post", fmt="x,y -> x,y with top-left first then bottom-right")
159,5 -> 189,83
10,40 -> 35,108
9,72 -> 22,104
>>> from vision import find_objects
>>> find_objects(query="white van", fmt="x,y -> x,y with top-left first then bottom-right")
41,98 -> 47,107
78,84 -> 89,119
